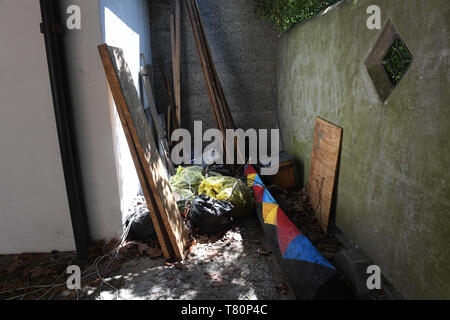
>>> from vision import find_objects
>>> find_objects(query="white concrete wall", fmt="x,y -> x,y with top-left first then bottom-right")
60,0 -> 153,241
0,0 -> 75,253
0,0 -> 153,253
98,0 -> 153,223
60,0 -> 124,241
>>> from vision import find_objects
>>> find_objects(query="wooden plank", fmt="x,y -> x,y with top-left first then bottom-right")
157,59 -> 175,143
174,0 -> 181,127
140,57 -> 175,176
170,14 -> 180,130
98,45 -> 174,259
98,44 -> 189,260
191,0 -> 233,130
141,65 -> 175,176
167,104 -> 172,143
188,0 -> 244,167
186,0 -> 225,136
126,123 -> 175,260
308,118 -> 343,233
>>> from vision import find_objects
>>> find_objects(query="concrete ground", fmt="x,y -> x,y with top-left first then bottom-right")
84,216 -> 295,300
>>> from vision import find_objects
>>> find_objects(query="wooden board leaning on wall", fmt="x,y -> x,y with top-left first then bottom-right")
308,117 -> 343,233
98,44 -> 189,261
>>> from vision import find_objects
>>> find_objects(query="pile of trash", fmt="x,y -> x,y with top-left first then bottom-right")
125,195 -> 156,243
170,165 -> 254,235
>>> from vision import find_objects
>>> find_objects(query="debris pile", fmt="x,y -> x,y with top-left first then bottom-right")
272,188 -> 344,262
0,238 -> 163,300
169,165 -> 254,236
199,175 -> 253,219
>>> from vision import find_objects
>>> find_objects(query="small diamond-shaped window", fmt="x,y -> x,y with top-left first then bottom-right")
381,35 -> 413,87
365,21 -> 414,101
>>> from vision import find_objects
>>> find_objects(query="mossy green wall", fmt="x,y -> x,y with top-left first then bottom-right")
277,0 -> 449,299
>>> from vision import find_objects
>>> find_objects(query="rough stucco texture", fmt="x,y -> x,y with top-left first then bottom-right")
277,0 -> 450,299
149,0 -> 279,135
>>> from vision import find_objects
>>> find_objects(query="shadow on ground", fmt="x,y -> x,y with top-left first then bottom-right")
85,215 -> 295,300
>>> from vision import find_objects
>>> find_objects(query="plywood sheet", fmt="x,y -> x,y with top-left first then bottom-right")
140,62 -> 175,176
308,118 -> 343,232
98,44 -> 189,260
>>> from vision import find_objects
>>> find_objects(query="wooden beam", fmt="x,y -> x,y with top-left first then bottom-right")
98,45 -> 173,259
98,44 -> 189,260
157,59 -> 175,143
186,0 -> 225,136
170,14 -> 180,130
191,0 -> 234,130
187,0 -> 244,168
140,60 -> 176,176
174,0 -> 181,127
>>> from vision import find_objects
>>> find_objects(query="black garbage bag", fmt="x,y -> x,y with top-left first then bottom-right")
206,165 -> 233,177
188,194 -> 234,235
126,208 -> 156,243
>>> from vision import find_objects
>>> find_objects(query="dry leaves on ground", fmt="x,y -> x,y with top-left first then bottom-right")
0,239 -> 162,300
276,283 -> 287,295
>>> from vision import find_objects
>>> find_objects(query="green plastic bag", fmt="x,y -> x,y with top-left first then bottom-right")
171,187 -> 194,212
169,166 -> 205,193
169,166 -> 223,212
198,176 -> 254,218
169,166 -> 222,193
